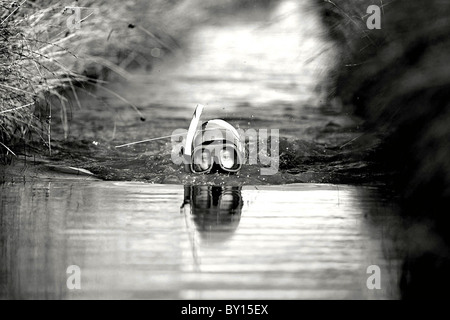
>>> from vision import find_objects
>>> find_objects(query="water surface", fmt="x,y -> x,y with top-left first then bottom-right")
0,178 -> 401,299
0,0 -> 401,300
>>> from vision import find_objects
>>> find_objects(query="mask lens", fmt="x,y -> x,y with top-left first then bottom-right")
219,148 -> 235,169
192,149 -> 212,172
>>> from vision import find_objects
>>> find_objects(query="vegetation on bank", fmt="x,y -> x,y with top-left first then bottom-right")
0,0 -> 275,162
318,0 -> 450,298
0,0 -> 177,159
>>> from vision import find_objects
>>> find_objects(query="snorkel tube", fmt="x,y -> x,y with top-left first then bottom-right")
183,104 -> 204,173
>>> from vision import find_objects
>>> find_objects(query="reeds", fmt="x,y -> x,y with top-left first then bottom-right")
0,0 -> 197,157
1,0 -> 276,159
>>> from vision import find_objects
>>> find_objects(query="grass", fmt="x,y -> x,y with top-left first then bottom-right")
0,0 -> 275,162
0,0 -> 183,149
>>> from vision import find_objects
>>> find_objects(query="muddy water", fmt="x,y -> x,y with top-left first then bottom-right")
1,0 -> 404,299
0,179 -> 402,299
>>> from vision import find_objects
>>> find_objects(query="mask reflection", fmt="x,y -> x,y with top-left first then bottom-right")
181,185 -> 243,242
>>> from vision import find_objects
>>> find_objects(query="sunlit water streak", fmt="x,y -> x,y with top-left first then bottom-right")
109,0 -> 337,118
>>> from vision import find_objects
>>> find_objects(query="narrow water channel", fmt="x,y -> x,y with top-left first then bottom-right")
0,0 -> 406,299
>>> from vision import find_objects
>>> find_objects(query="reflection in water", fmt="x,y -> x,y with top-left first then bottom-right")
181,185 -> 243,243
0,181 -> 408,299
1,178 -> 445,299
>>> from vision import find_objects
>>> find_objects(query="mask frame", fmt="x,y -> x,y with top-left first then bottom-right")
183,105 -> 244,174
